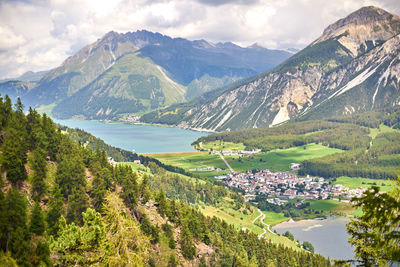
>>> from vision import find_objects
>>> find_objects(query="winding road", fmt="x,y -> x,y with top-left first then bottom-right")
254,208 -> 275,239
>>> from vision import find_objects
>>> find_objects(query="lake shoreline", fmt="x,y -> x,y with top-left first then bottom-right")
272,215 -> 354,260
118,120 -> 216,133
52,115 -> 215,134
273,215 -> 344,228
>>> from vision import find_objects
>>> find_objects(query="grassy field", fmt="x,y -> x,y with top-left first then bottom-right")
144,152 -> 228,179
198,141 -> 246,152
145,152 -> 226,170
200,204 -> 262,234
200,204 -> 299,250
368,124 -> 398,139
118,161 -> 151,174
191,170 -> 231,180
305,200 -> 356,215
226,143 -> 342,172
262,211 -> 288,226
144,144 -> 343,178
333,176 -> 394,192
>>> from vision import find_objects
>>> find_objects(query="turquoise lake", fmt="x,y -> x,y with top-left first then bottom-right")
54,120 -> 208,153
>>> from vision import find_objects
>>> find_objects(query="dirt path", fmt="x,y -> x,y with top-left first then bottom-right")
254,208 -> 275,239
218,152 -> 234,172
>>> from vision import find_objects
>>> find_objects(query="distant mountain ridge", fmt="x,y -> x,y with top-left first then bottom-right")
0,30 -> 291,119
0,70 -> 49,83
140,6 -> 400,131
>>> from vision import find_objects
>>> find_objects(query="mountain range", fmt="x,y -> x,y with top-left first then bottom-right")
1,6 -> 398,132
141,6 -> 400,131
0,30 -> 291,120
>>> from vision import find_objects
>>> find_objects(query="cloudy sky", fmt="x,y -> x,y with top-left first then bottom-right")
0,0 -> 399,79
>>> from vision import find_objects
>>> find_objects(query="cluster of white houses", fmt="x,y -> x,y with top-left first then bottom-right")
219,169 -> 366,201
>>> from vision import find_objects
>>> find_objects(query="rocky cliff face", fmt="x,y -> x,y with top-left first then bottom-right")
142,6 -> 400,131
313,6 -> 400,56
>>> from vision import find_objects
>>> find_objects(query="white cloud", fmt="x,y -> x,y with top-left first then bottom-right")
0,0 -> 399,79
0,26 -> 26,50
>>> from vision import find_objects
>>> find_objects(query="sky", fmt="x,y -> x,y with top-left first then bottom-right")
0,0 -> 399,79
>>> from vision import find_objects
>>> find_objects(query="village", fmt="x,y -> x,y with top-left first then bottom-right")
217,167 -> 366,204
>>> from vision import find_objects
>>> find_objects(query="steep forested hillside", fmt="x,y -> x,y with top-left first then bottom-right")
0,96 -> 331,266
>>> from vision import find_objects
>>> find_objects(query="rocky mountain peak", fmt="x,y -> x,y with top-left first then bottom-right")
323,6 -> 397,34
248,42 -> 265,49
102,30 -> 120,40
313,6 -> 400,56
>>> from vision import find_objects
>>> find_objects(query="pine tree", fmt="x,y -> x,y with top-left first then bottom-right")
0,128 -> 28,185
41,113 -> 60,161
0,95 -> 12,129
120,172 -> 139,210
35,239 -> 50,266
30,148 -> 47,201
67,187 -> 89,225
156,189 -> 167,218
3,188 -> 30,266
26,107 -> 45,151
179,224 -> 196,260
140,174 -> 151,204
347,179 -> 400,265
55,155 -> 86,198
10,98 -> 27,136
140,214 -> 160,244
0,190 -> 6,254
30,202 -> 45,235
90,168 -> 113,211
46,183 -> 65,236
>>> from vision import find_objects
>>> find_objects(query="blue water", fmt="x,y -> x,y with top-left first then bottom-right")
54,120 -> 208,153
272,216 -> 354,260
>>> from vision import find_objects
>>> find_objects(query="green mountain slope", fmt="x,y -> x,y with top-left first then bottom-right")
52,53 -> 186,119
25,32 -> 138,106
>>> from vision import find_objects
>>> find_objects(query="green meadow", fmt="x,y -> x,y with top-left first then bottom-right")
226,143 -> 342,172
144,152 -> 226,170
304,199 -> 358,216
143,152 -> 228,179
368,123 -> 398,139
333,176 -> 394,192
145,143 -> 343,176
198,141 -> 246,152
262,211 -> 288,226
